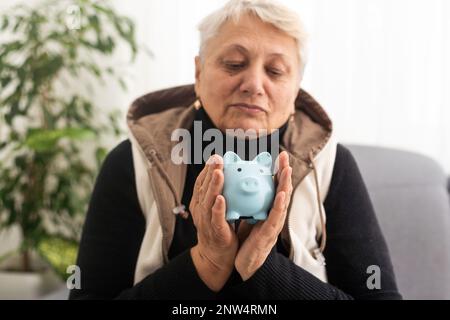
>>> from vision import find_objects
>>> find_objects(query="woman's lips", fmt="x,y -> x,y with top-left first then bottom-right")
229,103 -> 266,114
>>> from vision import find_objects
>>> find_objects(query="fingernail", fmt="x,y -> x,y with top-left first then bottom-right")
206,158 -> 213,165
207,154 -> 223,166
214,195 -> 221,206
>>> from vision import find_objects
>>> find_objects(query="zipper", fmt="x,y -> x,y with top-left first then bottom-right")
286,151 -> 327,264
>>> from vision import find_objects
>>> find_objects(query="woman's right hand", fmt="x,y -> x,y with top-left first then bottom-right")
190,154 -> 238,292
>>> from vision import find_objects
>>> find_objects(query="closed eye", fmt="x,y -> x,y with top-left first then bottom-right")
224,61 -> 246,71
267,68 -> 283,77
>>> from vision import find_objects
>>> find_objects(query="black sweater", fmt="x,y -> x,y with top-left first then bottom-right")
69,110 -> 402,300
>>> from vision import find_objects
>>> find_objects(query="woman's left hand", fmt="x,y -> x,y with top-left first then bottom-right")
234,151 -> 293,281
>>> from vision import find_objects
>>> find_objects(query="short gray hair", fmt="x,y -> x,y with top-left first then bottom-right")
198,0 -> 309,78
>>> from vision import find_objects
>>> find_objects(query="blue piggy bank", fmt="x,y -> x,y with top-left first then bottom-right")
223,151 -> 275,224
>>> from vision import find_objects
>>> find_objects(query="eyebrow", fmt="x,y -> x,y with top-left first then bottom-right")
221,44 -> 289,59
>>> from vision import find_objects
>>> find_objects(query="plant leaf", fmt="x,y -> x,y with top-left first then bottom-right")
25,128 -> 95,151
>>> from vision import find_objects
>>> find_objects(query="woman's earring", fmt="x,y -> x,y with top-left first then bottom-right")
289,113 -> 295,122
193,99 -> 202,110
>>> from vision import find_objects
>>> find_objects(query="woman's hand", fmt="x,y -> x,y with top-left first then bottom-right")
235,151 -> 293,281
190,155 -> 239,292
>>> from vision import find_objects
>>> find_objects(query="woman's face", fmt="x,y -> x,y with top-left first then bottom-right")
195,13 -> 301,134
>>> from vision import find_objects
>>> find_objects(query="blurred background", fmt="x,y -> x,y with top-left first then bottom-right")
0,0 -> 449,299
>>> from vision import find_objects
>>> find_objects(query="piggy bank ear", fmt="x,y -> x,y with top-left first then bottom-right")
223,151 -> 241,165
254,152 -> 272,168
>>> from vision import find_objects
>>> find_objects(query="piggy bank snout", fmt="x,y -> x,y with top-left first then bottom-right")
239,176 -> 260,194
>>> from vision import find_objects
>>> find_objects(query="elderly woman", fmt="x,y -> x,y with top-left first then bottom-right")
70,0 -> 401,300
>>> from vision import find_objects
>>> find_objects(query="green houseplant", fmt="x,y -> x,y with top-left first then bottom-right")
0,0 -> 140,289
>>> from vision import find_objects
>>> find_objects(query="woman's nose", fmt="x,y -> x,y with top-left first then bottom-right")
239,66 -> 265,97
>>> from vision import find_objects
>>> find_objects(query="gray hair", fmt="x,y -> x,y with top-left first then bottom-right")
198,0 -> 309,79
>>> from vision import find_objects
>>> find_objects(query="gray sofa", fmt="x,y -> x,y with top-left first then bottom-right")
44,145 -> 450,300
348,145 -> 450,300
